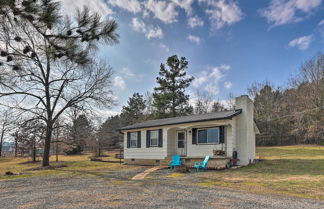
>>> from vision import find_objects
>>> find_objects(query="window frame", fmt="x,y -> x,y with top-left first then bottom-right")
197,127 -> 220,145
129,132 -> 138,148
149,130 -> 159,147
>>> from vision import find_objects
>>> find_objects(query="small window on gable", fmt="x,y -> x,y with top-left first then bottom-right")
197,127 -> 219,144
150,130 -> 159,147
130,132 -> 138,148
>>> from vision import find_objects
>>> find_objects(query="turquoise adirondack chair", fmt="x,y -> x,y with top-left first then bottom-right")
194,156 -> 210,171
169,155 -> 182,169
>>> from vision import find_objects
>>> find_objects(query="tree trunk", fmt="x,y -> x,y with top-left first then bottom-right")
56,140 -> 59,162
97,139 -> 101,157
42,122 -> 53,166
0,129 -> 4,157
32,137 -> 36,162
15,138 -> 18,157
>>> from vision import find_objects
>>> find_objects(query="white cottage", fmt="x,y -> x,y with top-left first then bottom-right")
120,95 -> 259,168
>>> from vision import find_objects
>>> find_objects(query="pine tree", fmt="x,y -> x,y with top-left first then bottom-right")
121,93 -> 146,125
153,55 -> 194,118
67,114 -> 93,154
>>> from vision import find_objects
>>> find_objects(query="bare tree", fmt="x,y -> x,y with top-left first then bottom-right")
194,90 -> 212,114
0,1 -> 118,166
0,109 -> 12,157
211,101 -> 226,112
0,108 -> 19,157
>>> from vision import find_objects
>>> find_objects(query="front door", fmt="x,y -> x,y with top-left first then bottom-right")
177,131 -> 186,156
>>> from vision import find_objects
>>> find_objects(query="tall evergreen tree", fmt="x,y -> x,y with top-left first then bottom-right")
66,114 -> 93,154
153,55 -> 194,118
121,93 -> 146,125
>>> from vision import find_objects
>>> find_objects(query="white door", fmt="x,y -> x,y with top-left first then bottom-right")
176,131 -> 186,156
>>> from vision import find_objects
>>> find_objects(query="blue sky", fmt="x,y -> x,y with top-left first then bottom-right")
60,0 -> 324,115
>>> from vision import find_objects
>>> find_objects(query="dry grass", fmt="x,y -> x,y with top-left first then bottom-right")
195,145 -> 324,200
166,172 -> 184,178
0,152 -> 136,180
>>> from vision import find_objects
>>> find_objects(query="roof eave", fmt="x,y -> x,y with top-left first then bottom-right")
119,109 -> 242,131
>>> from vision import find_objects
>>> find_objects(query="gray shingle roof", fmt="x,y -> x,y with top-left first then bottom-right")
120,109 -> 242,131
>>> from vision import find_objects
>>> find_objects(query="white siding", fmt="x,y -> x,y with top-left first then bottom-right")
123,128 -> 168,160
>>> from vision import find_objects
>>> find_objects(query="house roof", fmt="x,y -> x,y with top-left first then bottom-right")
119,109 -> 242,131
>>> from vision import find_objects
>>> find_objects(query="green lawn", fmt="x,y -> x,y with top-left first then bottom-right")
195,145 -> 324,200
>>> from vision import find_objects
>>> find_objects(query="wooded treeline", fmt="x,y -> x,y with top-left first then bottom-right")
250,53 -> 324,146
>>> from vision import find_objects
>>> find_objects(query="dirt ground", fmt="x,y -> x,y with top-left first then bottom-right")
0,168 -> 323,209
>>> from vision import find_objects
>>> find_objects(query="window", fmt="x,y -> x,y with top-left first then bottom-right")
150,130 -> 159,147
130,132 -> 138,148
177,132 -> 185,148
197,127 -> 219,144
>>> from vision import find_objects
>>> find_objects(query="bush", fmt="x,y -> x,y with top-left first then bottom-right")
63,144 -> 83,155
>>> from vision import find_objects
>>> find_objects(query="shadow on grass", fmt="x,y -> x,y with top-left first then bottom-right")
19,160 -> 41,164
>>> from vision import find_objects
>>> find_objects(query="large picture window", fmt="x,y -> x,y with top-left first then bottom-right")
197,127 -> 219,144
150,130 -> 159,147
130,132 -> 138,148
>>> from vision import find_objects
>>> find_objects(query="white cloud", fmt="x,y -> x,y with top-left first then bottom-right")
319,20 -> 324,26
188,16 -> 204,28
187,35 -> 201,45
224,81 -> 232,89
199,0 -> 244,29
59,0 -> 113,17
171,0 -> 194,15
120,67 -> 135,78
159,43 -> 170,52
108,0 -> 142,13
288,35 -> 313,50
113,76 -> 126,89
130,17 -> 146,32
318,20 -> 324,38
205,83 -> 219,95
193,71 -> 208,88
260,0 -> 322,27
219,64 -> 231,71
147,27 -> 163,39
192,64 -> 231,96
130,18 -> 163,39
144,0 -> 179,23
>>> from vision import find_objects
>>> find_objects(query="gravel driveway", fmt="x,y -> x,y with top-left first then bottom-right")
0,168 -> 323,209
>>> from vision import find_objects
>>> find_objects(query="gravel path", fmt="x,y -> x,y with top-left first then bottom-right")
0,168 -> 323,209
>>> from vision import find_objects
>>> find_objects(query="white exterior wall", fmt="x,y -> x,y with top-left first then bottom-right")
123,128 -> 168,159
234,95 -> 256,165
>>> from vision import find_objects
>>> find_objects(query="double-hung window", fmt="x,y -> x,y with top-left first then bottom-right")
130,132 -> 138,148
197,127 -> 220,144
150,130 -> 159,147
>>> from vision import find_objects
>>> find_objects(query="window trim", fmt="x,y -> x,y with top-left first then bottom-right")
129,132 -> 138,148
149,130 -> 159,147
197,127 -> 220,145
